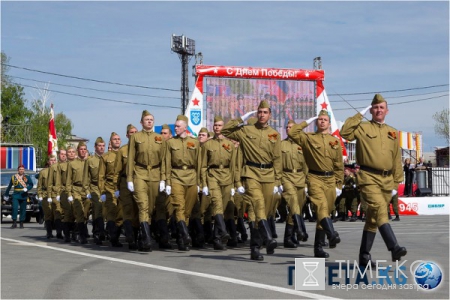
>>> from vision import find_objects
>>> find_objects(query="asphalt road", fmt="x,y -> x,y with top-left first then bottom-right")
1,215 -> 449,299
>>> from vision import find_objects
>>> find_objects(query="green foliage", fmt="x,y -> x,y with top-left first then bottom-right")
433,108 -> 449,145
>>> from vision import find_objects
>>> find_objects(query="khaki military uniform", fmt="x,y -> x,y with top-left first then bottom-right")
127,130 -> 165,223
47,163 -> 63,220
162,136 -> 200,222
341,174 -> 357,217
340,113 -> 403,232
56,161 -> 73,223
66,158 -> 88,223
280,138 -> 308,226
99,150 -> 122,225
222,119 -> 281,224
37,167 -> 52,221
83,154 -> 102,222
288,121 -> 344,227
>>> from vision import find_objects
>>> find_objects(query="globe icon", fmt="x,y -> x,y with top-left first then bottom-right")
414,262 -> 443,290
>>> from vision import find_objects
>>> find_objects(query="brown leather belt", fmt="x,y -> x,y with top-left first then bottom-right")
209,165 -> 230,169
283,168 -> 302,173
360,165 -> 392,177
135,162 -> 160,169
309,170 -> 334,177
246,161 -> 273,169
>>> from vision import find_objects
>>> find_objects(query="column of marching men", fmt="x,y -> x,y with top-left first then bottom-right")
35,94 -> 407,264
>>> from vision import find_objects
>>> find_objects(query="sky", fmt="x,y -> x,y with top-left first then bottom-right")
1,1 -> 449,155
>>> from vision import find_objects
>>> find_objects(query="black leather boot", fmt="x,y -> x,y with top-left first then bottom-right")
169,215 -> 177,239
45,220 -> 54,239
191,218 -> 205,248
20,221 -> 24,228
284,223 -> 297,248
299,215 -> 309,242
379,223 -> 407,262
319,217 -> 341,248
71,222 -> 78,242
54,219 -> 64,239
63,222 -> 71,242
157,219 -> 172,249
226,219 -> 238,247
10,220 -> 17,229
212,224 -> 225,250
95,218 -> 105,241
250,227 -> 263,261
236,217 -> 248,242
123,220 -> 134,246
139,222 -> 153,251
314,229 -> 329,258
214,214 -> 230,243
177,220 -> 192,246
203,220 -> 213,244
77,222 -> 87,244
129,227 -> 139,251
359,231 -> 377,268
292,214 -> 306,241
108,221 -> 123,248
258,219 -> 277,255
268,216 -> 278,238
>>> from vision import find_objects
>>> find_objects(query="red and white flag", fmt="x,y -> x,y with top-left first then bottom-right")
48,104 -> 58,157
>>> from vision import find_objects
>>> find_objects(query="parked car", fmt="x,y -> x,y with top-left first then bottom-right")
1,169 -> 42,223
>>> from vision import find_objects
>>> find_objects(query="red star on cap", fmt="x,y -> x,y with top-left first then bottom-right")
192,98 -> 200,106
320,102 -> 328,110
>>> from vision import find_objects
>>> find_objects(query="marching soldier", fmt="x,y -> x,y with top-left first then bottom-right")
222,100 -> 281,261
66,142 -> 89,244
341,94 -> 406,267
47,149 -> 67,239
288,110 -> 344,258
127,110 -> 166,252
280,120 -> 308,248
162,115 -> 201,251
4,164 -> 34,229
37,155 -> 58,238
342,168 -> 358,222
114,124 -> 140,250
99,132 -> 123,247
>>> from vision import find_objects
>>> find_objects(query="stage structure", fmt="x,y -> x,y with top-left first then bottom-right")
184,64 -> 347,157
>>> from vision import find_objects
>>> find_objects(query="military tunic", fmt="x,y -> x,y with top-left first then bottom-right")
222,118 -> 282,223
99,150 -> 122,225
280,138 -> 308,226
65,158 -> 87,223
162,135 -> 200,222
83,153 -> 102,221
340,113 -> 403,232
4,173 -> 33,222
288,121 -> 344,226
37,167 -> 53,221
56,161 -> 74,223
127,130 -> 165,223
46,163 -> 63,221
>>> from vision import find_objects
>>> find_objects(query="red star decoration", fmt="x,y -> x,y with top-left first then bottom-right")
320,102 -> 328,110
192,98 -> 200,106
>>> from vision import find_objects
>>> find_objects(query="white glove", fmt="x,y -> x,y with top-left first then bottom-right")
68,196 -> 74,202
23,188 -> 28,192
202,186 -> 209,196
306,116 -> 318,125
56,195 -> 60,201
241,110 -> 257,122
279,185 -> 284,193
304,187 -> 308,197
353,184 -> 356,188
3,195 -> 9,201
360,105 -> 372,116
335,188 -> 342,197
114,190 -> 120,198
86,193 -> 92,199
47,198 -> 52,203
127,182 -> 134,192
159,181 -> 165,192
100,194 -> 106,202
342,184 -> 346,189
237,186 -> 245,194
231,188 -> 235,196
38,197 -> 43,202
165,185 -> 172,196
391,190 -> 398,196
197,186 -> 200,193
273,186 -> 279,194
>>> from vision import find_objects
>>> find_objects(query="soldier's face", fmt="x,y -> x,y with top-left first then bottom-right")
59,151 -> 67,162
198,132 -> 208,143
257,108 -> 271,125
127,128 -> 138,139
286,123 -> 294,135
370,103 -> 388,123
67,149 -> 76,160
160,129 -> 172,141
316,115 -> 330,131
95,142 -> 105,155
110,135 -> 121,149
49,157 -> 57,166
141,115 -> 154,131
78,146 -> 87,159
18,167 -> 25,175
175,120 -> 186,136
213,121 -> 224,135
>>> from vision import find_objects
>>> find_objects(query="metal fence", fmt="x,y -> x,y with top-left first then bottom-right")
429,167 -> 450,196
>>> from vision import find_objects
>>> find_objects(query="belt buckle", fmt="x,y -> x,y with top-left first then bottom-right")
325,171 -> 331,176
259,164 -> 265,169
182,165 -> 187,170
219,164 -> 224,169
382,170 -> 389,177
292,169 -> 297,173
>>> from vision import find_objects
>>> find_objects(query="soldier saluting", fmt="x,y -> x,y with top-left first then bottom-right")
341,94 -> 406,267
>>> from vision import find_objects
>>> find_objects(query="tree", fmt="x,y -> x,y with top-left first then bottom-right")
433,108 -> 449,145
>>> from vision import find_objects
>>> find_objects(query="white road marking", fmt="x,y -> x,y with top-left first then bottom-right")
1,237 -> 339,299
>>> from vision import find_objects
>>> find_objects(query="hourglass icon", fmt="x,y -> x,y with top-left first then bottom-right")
303,261 -> 319,286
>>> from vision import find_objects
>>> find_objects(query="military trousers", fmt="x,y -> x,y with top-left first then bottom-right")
119,178 -> 139,227
89,186 -> 103,222
282,181 -> 306,226
11,194 -> 27,222
243,178 -> 274,224
155,192 -> 174,222
208,177 -> 233,217
133,178 -> 158,223
60,192 -> 74,223
105,188 -> 123,226
170,183 -> 198,222
307,174 -> 336,229
389,194 -> 399,216
360,184 -> 392,232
